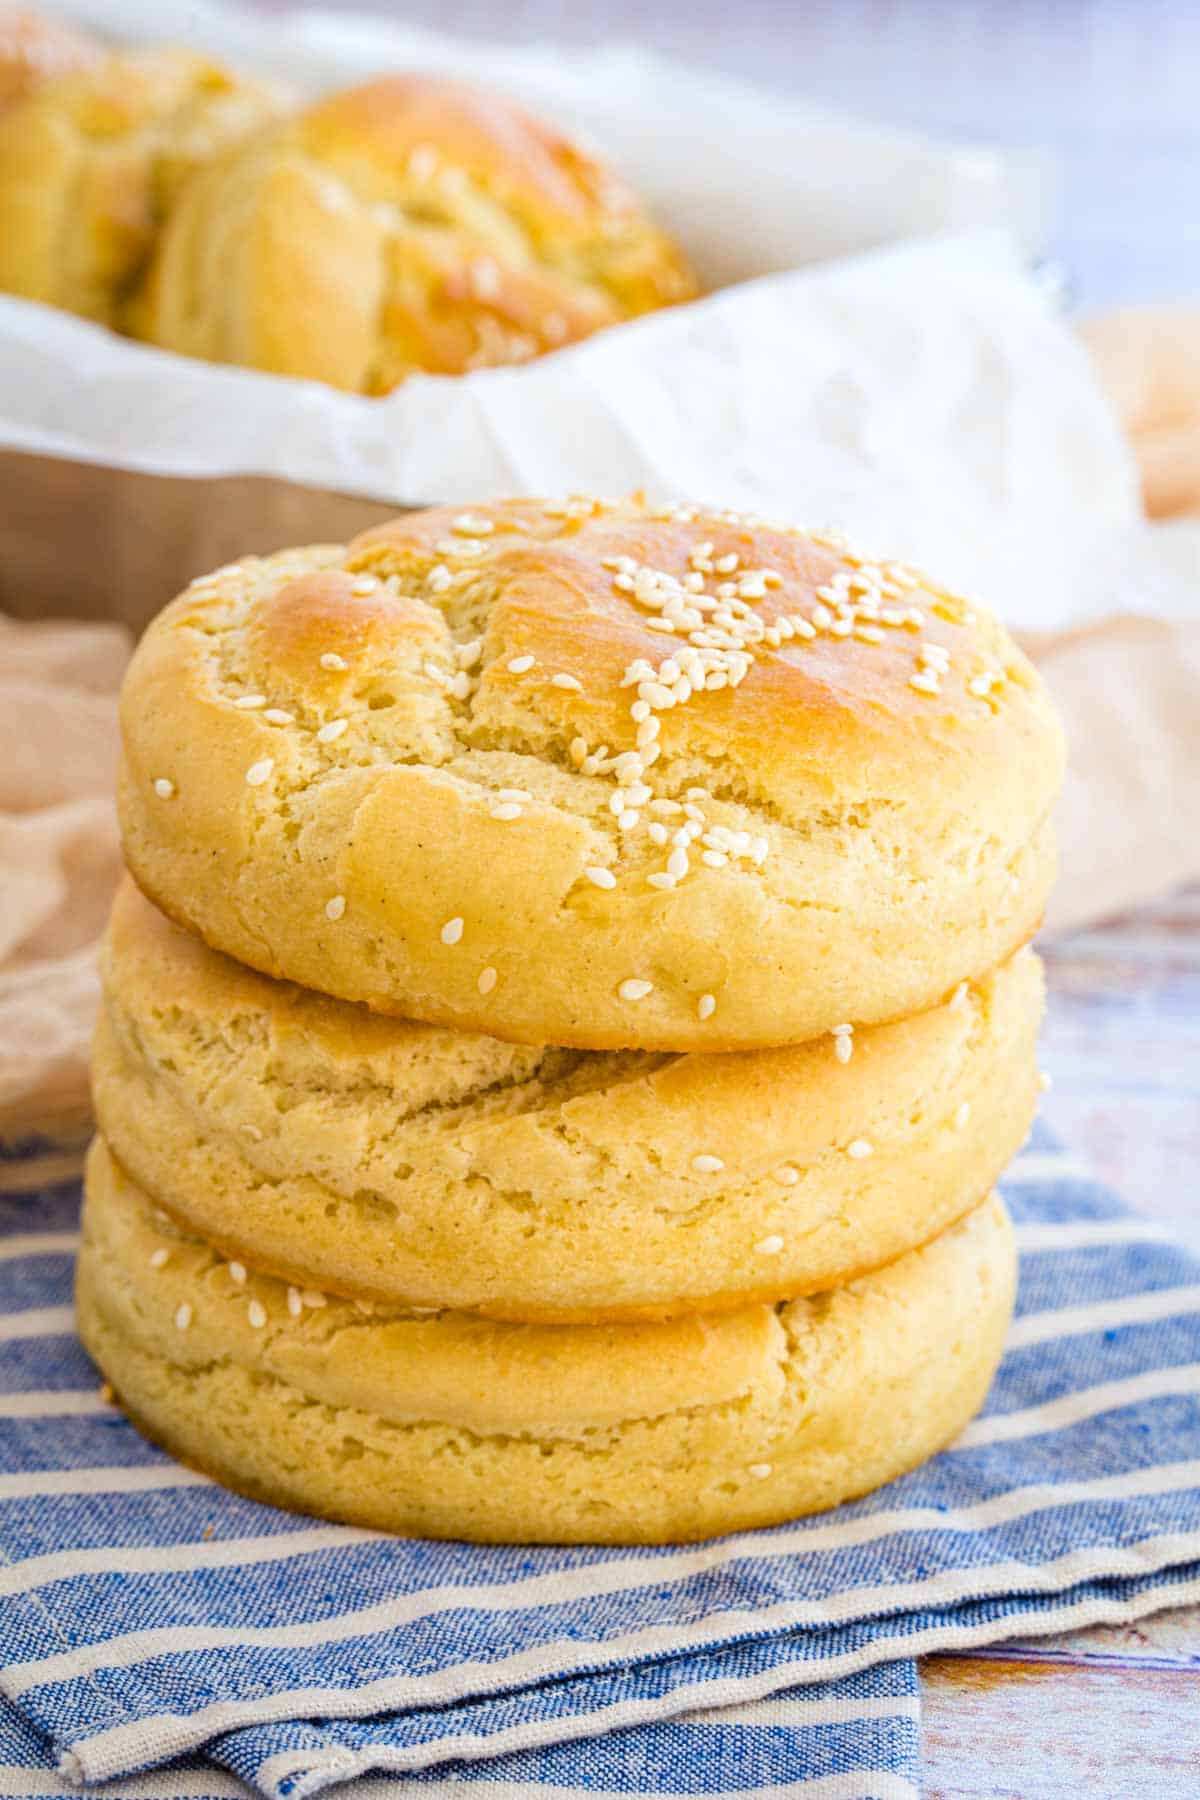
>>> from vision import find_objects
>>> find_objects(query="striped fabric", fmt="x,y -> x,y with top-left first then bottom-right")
2,1120 -> 1200,1798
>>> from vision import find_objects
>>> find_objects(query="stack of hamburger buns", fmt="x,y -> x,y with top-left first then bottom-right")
79,494 -> 1064,1543
0,18 -> 697,387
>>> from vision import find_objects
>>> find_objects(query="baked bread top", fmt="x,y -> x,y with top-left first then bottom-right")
0,45 -> 282,323
130,73 -> 697,389
117,495 -> 1064,1050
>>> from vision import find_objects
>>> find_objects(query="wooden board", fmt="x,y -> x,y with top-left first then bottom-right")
924,883 -> 1200,1793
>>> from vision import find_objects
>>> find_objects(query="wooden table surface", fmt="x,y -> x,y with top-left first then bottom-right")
923,884 -> 1200,1796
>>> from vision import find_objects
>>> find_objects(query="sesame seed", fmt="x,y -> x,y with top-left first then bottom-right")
667,847 -> 689,880
692,1153 -> 724,1174
428,565 -> 453,593
585,866 -> 617,889
436,536 -> 486,559
954,1101 -> 971,1129
551,673 -> 582,691
755,1234 -> 785,1255
507,654 -> 535,674
846,1138 -> 874,1159
909,670 -> 940,695
701,849 -> 728,868
477,965 -> 498,995
263,709 -> 294,725
350,575 -> 377,596
320,653 -> 347,671
245,758 -> 274,787
152,778 -> 175,799
148,1248 -> 169,1269
453,512 -> 494,536
697,993 -> 716,1020
440,916 -> 464,946
457,638 -> 483,669
949,981 -> 970,1011
317,719 -> 348,743
229,1262 -> 247,1286
247,1299 -> 267,1330
234,694 -> 266,709
748,1463 -> 773,1480
618,809 -> 640,830
491,801 -> 523,821
833,1034 -> 853,1064
287,1287 -> 303,1318
647,872 -> 676,890
174,1303 -> 192,1331
772,1165 -> 799,1186
325,895 -> 346,921
647,822 -> 668,846
618,977 -> 653,1002
301,1288 -> 327,1308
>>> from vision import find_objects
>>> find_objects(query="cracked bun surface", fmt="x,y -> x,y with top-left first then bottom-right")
129,74 -> 698,389
0,45 -> 282,324
77,1139 -> 1016,1544
95,880 -> 1042,1322
118,496 -> 1063,1051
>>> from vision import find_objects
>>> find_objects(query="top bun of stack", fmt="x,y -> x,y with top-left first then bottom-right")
117,495 -> 1064,1051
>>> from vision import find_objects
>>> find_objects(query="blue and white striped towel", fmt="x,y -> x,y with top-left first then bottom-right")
2,1118 -> 1200,1799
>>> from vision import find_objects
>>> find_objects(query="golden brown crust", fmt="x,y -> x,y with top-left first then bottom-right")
0,6 -> 100,111
118,498 -> 1064,1050
77,1140 -> 1016,1544
96,879 -> 1042,1321
0,46 -> 282,324
130,75 -> 697,389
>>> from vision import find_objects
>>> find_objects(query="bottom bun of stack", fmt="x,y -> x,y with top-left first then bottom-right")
78,1139 -> 1015,1545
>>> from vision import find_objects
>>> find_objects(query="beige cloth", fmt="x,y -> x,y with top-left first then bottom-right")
1080,307 -> 1200,520
0,616 -> 128,1162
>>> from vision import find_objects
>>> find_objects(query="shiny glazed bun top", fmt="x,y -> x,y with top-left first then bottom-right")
117,494 -> 1064,1051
